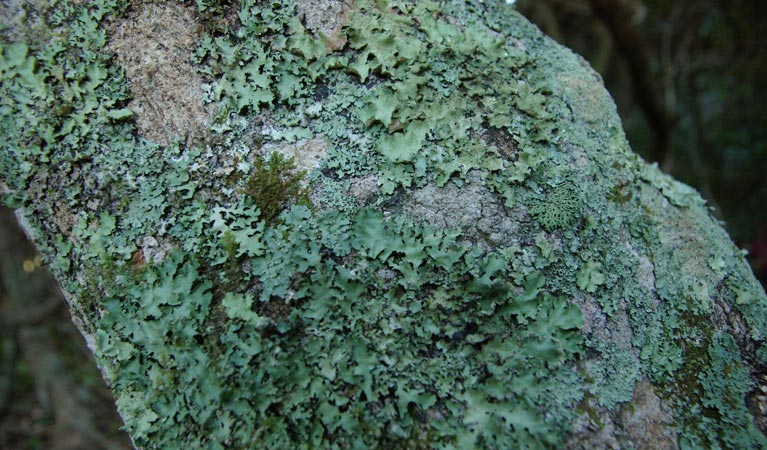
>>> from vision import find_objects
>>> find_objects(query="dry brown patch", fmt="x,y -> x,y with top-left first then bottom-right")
0,0 -> 53,43
106,2 -> 213,146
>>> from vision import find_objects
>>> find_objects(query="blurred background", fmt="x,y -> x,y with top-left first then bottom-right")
0,207 -> 133,450
1,0 -> 766,448
517,0 -> 767,286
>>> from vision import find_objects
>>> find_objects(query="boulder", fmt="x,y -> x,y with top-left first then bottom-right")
1,0 -> 766,448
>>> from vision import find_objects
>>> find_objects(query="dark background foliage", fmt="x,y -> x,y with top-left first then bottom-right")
1,0 -> 765,447
0,207 -> 132,450
517,0 -> 767,286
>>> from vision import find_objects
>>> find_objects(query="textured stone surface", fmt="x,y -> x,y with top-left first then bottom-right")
105,2 -> 213,145
2,1 -> 766,448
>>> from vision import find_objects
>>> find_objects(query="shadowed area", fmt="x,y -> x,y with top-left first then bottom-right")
0,207 -> 133,450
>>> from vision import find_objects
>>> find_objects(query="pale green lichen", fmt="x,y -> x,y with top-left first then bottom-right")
528,182 -> 583,231
2,0 -> 767,449
575,260 -> 606,294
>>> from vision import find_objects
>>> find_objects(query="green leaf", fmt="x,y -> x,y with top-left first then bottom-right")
277,72 -> 302,100
506,271 -> 545,322
352,339 -> 378,400
351,209 -> 395,260
1,42 -> 29,69
347,51 -> 372,82
544,296 -> 584,332
359,87 -> 398,127
115,390 -> 160,437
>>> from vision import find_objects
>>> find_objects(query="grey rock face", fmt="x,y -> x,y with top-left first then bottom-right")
2,1 -> 766,449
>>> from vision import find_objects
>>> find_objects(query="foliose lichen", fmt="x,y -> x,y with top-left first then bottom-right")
2,0 -> 766,449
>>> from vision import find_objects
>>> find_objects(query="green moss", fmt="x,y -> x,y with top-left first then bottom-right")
241,151 -> 308,225
675,333 -> 766,449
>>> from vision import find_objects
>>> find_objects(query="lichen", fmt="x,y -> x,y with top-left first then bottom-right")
2,0 -> 767,449
528,182 -> 583,231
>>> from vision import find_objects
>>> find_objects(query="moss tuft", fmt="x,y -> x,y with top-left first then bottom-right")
241,152 -> 308,224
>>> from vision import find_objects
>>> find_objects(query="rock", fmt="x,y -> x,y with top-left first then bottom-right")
1,0 -> 766,448
105,2 -> 214,146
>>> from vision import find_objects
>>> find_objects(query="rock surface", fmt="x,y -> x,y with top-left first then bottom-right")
1,0 -> 766,449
